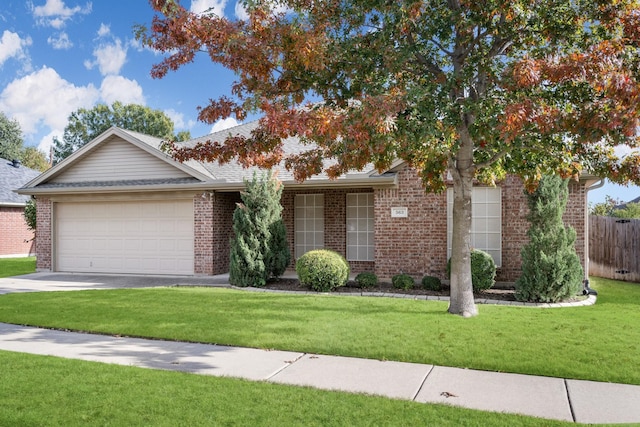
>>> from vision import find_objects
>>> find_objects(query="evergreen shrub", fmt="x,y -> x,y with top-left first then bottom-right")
392,273 -> 414,290
516,175 -> 583,302
421,275 -> 442,291
229,172 -> 290,287
446,249 -> 496,292
355,272 -> 378,288
296,249 -> 349,292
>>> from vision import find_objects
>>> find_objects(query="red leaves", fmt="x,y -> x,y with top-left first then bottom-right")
142,0 -> 640,188
511,58 -> 541,88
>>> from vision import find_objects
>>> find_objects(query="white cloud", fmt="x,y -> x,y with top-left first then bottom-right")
0,30 -> 32,67
37,129 -> 63,157
97,23 -> 110,37
233,1 -> 290,21
32,0 -> 92,27
164,108 -> 196,130
234,2 -> 249,20
99,75 -> 144,105
47,32 -> 72,49
211,117 -> 239,133
0,66 -> 99,135
190,0 -> 227,16
85,39 -> 127,75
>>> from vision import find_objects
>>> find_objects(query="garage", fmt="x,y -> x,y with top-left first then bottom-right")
55,199 -> 194,275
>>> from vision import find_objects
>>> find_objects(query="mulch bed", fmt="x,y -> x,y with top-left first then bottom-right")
262,278 -> 518,301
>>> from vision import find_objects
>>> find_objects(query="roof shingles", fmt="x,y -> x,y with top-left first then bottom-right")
0,158 -> 41,205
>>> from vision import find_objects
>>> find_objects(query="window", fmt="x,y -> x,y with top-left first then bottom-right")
346,193 -> 374,261
447,187 -> 502,266
294,194 -> 324,258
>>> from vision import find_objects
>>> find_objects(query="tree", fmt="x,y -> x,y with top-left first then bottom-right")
0,111 -> 24,161
589,195 -> 640,218
52,101 -> 191,163
589,195 -> 622,216
20,147 -> 50,172
516,175 -> 583,302
229,171 -> 290,287
0,112 -> 50,172
612,202 -> 640,218
139,1 -> 640,316
24,198 -> 37,232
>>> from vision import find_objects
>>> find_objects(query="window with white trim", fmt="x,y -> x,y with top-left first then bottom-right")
346,193 -> 374,261
447,187 -> 502,267
294,194 -> 324,258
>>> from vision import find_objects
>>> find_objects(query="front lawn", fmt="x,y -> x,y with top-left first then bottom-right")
0,256 -> 35,278
0,277 -> 637,385
0,350 -> 568,427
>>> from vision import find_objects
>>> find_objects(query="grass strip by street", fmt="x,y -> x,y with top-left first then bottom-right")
0,277 -> 637,385
0,256 -> 35,278
0,350 -> 571,427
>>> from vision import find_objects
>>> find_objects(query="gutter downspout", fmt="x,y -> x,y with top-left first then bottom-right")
584,178 -> 606,280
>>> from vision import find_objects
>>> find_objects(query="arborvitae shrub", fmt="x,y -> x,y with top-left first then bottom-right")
296,249 -> 349,292
446,249 -> 496,292
355,272 -> 378,288
421,275 -> 442,291
516,175 -> 583,302
266,218 -> 290,279
229,171 -> 290,287
392,273 -> 414,290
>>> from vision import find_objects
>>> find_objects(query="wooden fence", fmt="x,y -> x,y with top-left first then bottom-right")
589,215 -> 640,283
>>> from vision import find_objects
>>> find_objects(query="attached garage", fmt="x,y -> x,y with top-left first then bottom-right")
55,199 -> 194,275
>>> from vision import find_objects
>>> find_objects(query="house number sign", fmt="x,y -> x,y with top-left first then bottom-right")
391,207 -> 408,218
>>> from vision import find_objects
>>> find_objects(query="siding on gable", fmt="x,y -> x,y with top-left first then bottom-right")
51,136 -> 191,183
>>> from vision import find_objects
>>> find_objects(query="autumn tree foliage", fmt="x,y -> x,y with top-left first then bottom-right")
139,0 -> 640,316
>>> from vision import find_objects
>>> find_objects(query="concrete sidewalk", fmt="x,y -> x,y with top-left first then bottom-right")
1,323 -> 639,424
0,273 -> 638,424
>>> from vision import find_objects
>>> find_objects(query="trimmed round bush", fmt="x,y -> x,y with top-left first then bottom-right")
355,272 -> 378,288
421,275 -> 442,291
392,273 -> 414,290
295,249 -> 350,292
446,249 -> 496,292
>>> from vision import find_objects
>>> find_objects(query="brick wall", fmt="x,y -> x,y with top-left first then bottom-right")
565,180 -> 587,275
373,168 -> 587,282
193,193 -> 214,275
212,192 -> 241,274
374,168 -> 448,280
35,198 -> 52,271
0,206 -> 35,257
499,175 -> 530,281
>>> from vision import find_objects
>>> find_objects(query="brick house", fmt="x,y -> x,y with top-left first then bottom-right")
1,158 -> 40,258
17,124 -> 600,281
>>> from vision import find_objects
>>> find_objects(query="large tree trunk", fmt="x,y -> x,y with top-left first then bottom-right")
448,125 -> 478,317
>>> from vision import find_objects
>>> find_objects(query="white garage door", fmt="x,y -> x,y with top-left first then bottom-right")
56,200 -> 194,275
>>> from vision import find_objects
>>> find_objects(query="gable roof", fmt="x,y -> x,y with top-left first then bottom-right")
17,123 -> 397,196
182,121 -> 399,188
0,158 -> 41,206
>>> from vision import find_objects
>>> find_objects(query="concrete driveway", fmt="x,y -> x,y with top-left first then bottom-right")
0,272 -> 231,294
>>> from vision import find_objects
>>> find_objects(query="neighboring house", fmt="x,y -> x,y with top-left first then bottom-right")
17,125 -> 601,281
615,196 -> 640,210
1,158 -> 40,257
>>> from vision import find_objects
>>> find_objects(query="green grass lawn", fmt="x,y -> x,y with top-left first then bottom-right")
0,256 -> 35,278
0,277 -> 637,385
0,350 -> 572,427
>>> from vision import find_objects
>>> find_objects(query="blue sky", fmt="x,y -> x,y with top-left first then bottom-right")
0,0 -> 638,205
